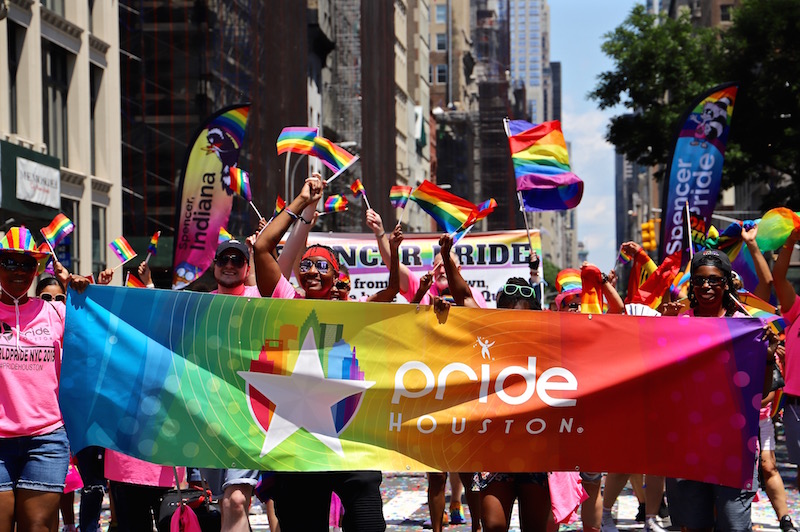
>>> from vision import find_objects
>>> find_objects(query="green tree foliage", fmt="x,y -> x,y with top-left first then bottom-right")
591,1 -> 800,205
589,5 -> 722,179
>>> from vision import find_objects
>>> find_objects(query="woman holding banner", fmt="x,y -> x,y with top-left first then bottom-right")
253,175 -> 386,532
0,227 -> 89,532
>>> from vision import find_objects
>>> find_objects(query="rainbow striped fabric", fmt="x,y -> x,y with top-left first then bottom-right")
555,268 -> 582,293
389,186 -> 413,209
227,167 -> 252,201
313,137 -> 359,174
276,126 -> 317,156
350,180 -> 366,197
464,198 -> 498,228
409,180 -> 475,234
737,290 -> 786,335
323,195 -> 349,213
125,272 -> 147,288
40,213 -> 74,247
218,227 -> 233,244
756,208 -> 800,251
273,195 -> 286,218
147,231 -> 161,256
508,120 -> 583,211
618,249 -> 632,264
109,237 -> 137,263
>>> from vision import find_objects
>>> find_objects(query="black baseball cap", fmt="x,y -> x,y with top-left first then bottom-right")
215,240 -> 249,262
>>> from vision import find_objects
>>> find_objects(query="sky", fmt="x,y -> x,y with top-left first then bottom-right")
549,0 -> 640,271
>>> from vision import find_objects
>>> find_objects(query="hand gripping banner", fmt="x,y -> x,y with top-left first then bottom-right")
61,286 -> 766,489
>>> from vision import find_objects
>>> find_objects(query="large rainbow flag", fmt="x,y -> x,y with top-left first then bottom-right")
61,285 -> 767,489
507,120 -> 583,211
276,126 -> 318,156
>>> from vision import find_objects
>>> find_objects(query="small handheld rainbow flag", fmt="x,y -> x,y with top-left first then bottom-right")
389,186 -> 413,209
409,180 -> 475,235
147,231 -> 161,256
226,167 -> 252,201
312,137 -> 359,182
323,195 -> 349,213
108,236 -> 137,265
276,126 -> 318,156
125,272 -> 147,288
273,195 -> 286,218
349,179 -> 371,210
464,198 -> 498,229
218,227 -> 233,244
40,213 -> 74,248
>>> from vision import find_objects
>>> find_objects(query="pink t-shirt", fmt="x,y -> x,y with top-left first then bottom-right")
271,276 -> 303,299
211,284 -> 261,298
401,271 -> 488,308
781,295 -> 800,396
105,449 -> 184,487
0,298 -> 65,437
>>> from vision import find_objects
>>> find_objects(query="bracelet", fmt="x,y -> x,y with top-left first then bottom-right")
377,231 -> 386,238
284,208 -> 312,225
601,273 -> 609,284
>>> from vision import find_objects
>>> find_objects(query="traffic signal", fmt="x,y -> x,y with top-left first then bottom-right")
641,220 -> 657,251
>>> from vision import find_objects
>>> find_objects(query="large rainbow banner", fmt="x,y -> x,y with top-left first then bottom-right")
172,104 -> 251,289
62,286 -> 766,489
286,230 -> 541,306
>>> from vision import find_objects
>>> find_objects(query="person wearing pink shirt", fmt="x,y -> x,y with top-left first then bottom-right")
0,227 -> 89,532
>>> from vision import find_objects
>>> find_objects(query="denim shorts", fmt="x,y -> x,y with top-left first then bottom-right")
0,426 -> 70,493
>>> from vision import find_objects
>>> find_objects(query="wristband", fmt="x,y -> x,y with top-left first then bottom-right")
601,273 -> 609,284
285,208 -> 312,225
377,231 -> 386,238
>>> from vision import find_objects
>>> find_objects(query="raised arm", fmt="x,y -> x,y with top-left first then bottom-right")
278,192 -> 319,279
440,233 -> 478,308
367,225 -> 404,303
254,176 -> 323,297
366,209 -> 413,294
741,223 -> 774,301
773,227 -> 799,312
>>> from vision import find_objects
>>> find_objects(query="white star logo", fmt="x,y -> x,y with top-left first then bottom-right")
238,329 -> 375,457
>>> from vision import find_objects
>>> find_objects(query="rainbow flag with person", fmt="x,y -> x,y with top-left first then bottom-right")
506,119 -> 583,212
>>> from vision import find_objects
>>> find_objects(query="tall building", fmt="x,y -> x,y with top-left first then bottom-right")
0,0 -> 121,278
506,0 -> 548,123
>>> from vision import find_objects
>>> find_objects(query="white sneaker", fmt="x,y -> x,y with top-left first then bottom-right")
600,512 -> 620,532
644,516 -> 668,532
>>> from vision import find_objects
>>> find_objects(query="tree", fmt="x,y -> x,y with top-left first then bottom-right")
589,5 -> 723,179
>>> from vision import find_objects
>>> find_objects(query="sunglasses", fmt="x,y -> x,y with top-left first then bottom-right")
215,254 -> 246,268
335,280 -> 351,291
692,275 -> 725,287
0,256 -> 38,272
501,284 -> 535,298
299,259 -> 331,274
40,293 -> 66,302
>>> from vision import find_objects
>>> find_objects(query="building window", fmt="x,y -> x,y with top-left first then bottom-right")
90,65 -> 102,176
435,4 -> 447,24
61,198 -> 79,272
429,64 -> 433,84
436,33 -> 447,51
42,40 -> 69,166
436,64 -> 447,84
92,205 -> 106,274
40,0 -> 65,16
7,23 -> 24,135
720,4 -> 732,21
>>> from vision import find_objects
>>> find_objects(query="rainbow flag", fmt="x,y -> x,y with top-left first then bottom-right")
312,137 -> 359,176
756,208 -> 800,251
276,126 -> 318,156
464,198 -> 497,228
618,249 -> 632,264
771,389 -> 785,420
580,265 -> 604,314
389,186 -> 412,209
737,290 -> 786,335
40,213 -> 74,247
508,120 -> 583,211
409,180 -> 475,234
556,269 -> 581,293
218,227 -> 233,244
273,195 -> 286,218
323,195 -> 349,213
147,231 -> 161,256
125,272 -> 147,288
350,180 -> 366,197
226,167 -> 252,201
109,237 -> 137,264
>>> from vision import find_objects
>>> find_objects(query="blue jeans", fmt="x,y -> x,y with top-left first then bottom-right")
75,446 -> 106,532
0,426 -> 70,493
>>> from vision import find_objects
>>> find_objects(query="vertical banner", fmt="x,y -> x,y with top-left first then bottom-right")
172,104 -> 251,289
660,83 -> 738,261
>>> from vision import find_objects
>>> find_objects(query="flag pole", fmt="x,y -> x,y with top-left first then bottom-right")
685,201 -> 694,259
325,155 -> 360,184
249,201 -> 264,220
361,191 -> 372,211
505,116 -> 536,253
317,208 -> 349,217
112,255 -> 137,272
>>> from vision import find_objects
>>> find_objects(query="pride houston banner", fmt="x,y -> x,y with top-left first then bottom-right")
62,286 -> 766,488
660,83 -> 737,261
